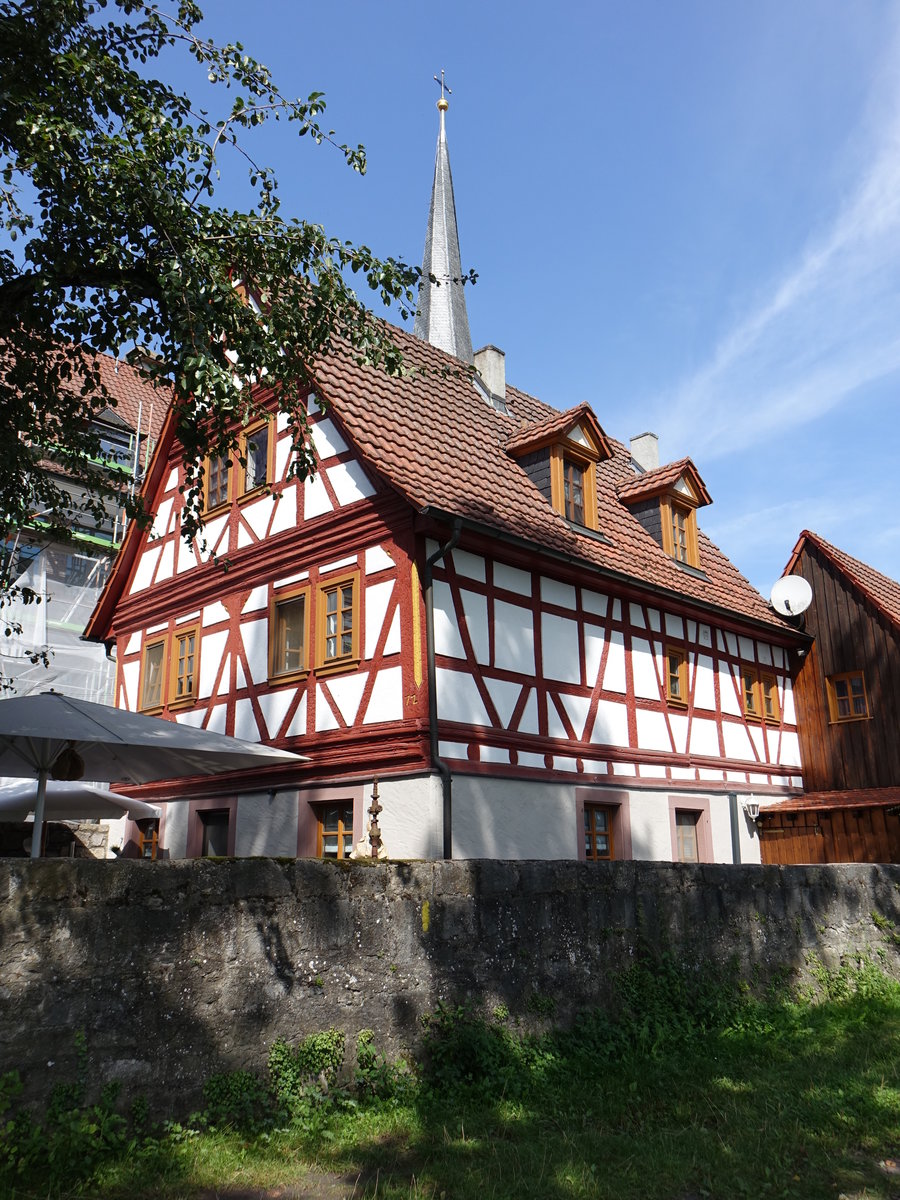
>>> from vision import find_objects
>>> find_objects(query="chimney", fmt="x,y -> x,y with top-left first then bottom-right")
630,431 -> 659,473
473,344 -> 505,402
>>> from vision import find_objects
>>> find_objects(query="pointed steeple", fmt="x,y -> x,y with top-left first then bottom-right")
413,76 -> 474,364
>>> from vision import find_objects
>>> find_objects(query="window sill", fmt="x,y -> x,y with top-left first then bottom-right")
666,697 -> 688,710
315,658 -> 360,679
268,669 -> 310,688
168,696 -> 197,712
202,501 -> 231,519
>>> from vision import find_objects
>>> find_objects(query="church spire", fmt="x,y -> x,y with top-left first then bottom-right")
413,73 -> 474,364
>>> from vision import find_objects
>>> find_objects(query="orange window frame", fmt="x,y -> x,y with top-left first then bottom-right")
315,801 -> 355,859
169,625 -> 199,708
660,496 -> 700,568
583,804 -> 615,861
760,671 -> 780,722
549,444 -> 598,530
315,571 -> 360,674
239,418 -> 273,498
138,636 -> 167,712
742,668 -> 780,723
268,585 -> 310,682
203,451 -> 231,513
665,644 -> 688,707
826,671 -> 869,722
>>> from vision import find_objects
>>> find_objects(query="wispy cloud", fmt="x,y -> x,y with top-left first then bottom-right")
654,19 -> 900,460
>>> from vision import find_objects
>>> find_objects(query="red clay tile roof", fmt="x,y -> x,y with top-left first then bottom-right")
762,788 -> 900,813
616,457 -> 712,507
312,325 -> 795,636
787,531 -> 900,630
504,401 -> 607,455
95,355 -> 168,444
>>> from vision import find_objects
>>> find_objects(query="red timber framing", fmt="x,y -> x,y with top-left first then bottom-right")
94,396 -> 433,793
423,524 -> 801,796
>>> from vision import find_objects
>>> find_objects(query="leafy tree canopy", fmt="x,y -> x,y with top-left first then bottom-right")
0,0 -> 419,547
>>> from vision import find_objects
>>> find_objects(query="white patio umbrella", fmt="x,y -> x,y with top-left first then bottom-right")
0,780 -> 161,822
0,692 -> 306,858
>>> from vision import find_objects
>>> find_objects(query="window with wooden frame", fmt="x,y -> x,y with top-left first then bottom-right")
549,442 -> 599,530
584,804 -> 615,861
760,671 -> 780,722
170,627 -> 198,706
661,496 -> 700,568
316,572 -> 359,672
316,801 -> 354,859
204,451 -> 231,512
139,637 -> 167,711
138,822 -> 159,860
675,810 -> 700,863
741,668 -> 780,723
269,586 -> 309,682
239,419 -> 271,496
138,627 -> 199,711
826,671 -> 869,722
742,668 -> 760,719
666,644 -> 688,706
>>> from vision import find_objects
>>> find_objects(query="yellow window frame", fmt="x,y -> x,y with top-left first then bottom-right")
315,571 -> 360,675
268,585 -> 310,683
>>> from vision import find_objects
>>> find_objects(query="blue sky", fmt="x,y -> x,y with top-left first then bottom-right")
167,1 -> 900,595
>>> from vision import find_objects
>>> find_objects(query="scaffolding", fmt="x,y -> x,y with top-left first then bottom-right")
1,540 -> 115,702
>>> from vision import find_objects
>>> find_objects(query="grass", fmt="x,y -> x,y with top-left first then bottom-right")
5,959 -> 900,1199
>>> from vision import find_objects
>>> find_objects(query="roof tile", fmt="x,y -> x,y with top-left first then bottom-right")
313,325 -> 792,633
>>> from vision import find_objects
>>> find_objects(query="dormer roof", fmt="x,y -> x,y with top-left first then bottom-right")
505,402 -> 612,461
616,457 -> 712,508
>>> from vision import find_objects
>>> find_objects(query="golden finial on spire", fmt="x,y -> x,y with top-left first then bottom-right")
433,69 -> 451,113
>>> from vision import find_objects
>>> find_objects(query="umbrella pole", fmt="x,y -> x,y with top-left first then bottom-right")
30,770 -> 48,860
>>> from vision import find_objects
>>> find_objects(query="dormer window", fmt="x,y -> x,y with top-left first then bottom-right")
506,403 -> 612,535
662,496 -> 699,568
617,458 -> 711,571
563,456 -> 585,524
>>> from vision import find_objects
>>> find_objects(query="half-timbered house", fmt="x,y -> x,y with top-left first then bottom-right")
85,93 -> 806,864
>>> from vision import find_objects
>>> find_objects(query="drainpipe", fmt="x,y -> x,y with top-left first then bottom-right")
423,517 -> 462,859
728,791 -> 741,864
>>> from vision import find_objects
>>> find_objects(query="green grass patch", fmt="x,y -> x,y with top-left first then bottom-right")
4,958 -> 900,1199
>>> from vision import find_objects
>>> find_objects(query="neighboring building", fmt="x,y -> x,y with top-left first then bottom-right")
758,531 -> 900,864
85,97 -> 806,864
1,355 -> 166,702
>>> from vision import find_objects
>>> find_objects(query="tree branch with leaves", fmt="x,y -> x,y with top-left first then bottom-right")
0,0 -> 420,548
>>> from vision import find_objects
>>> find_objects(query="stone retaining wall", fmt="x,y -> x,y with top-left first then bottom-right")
2,857 -> 899,1114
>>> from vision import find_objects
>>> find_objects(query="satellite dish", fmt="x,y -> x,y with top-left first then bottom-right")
770,575 -> 812,617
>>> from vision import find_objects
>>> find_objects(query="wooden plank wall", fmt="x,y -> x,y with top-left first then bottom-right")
791,546 -> 900,791
759,808 -> 900,864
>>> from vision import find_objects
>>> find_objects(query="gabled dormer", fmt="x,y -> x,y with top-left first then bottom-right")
506,403 -> 612,533
617,457 -> 712,570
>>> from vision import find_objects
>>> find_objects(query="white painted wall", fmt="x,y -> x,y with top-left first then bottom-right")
236,793 -> 299,857
450,777 -> 763,865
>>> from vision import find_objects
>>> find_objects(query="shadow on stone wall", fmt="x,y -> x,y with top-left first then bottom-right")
2,857 -> 899,1117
